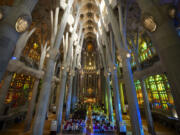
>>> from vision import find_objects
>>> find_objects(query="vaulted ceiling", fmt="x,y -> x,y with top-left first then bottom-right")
79,0 -> 99,41
0,0 -> 176,51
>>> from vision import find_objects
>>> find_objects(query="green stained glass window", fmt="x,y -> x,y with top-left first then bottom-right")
138,41 -> 155,63
145,74 -> 174,110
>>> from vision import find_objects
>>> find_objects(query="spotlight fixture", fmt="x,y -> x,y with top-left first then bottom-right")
15,15 -> 31,33
126,53 -> 131,58
168,7 -> 176,19
0,10 -> 3,20
143,15 -> 157,32
46,53 -> 50,58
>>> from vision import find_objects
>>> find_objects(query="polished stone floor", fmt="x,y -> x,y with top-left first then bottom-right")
0,113 -> 179,135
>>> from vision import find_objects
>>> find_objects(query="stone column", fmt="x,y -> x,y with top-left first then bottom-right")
32,0 -> 74,134
103,1 -> 144,134
65,74 -> 74,120
105,74 -> 114,122
140,79 -> 156,135
82,74 -> 85,100
93,74 -> 95,94
56,69 -> 68,133
122,56 -> 144,135
0,0 -> 38,81
95,75 -> 98,101
87,74 -> 89,89
24,79 -> 40,131
50,82 -> 56,109
101,71 -> 105,106
98,74 -> 101,103
0,28 -> 35,116
84,74 -> 87,99
111,67 -> 123,133
77,74 -> 81,102
104,82 -> 108,114
24,36 -> 48,132
79,74 -> 82,101
71,72 -> 78,111
77,73 -> 80,103
137,0 -> 180,118
58,6 -> 80,122
119,82 -> 126,113
32,57 -> 56,135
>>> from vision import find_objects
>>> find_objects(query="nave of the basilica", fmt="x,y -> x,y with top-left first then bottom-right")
0,0 -> 180,135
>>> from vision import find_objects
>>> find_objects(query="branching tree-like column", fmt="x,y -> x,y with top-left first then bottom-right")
99,19 -> 123,125
128,29 -> 142,71
0,0 -> 38,81
24,79 -> 40,131
56,67 -> 68,133
49,81 -> 56,109
0,28 -> 35,116
67,32 -> 84,115
55,32 -> 69,108
105,73 -> 114,122
65,43 -> 77,120
104,77 -> 108,113
71,24 -> 83,111
97,35 -> 116,125
32,0 -> 75,134
129,30 -> 156,135
24,42 -> 49,131
103,0 -> 144,134
140,78 -> 156,135
119,82 -> 126,113
102,30 -> 124,132
56,7 -> 80,132
65,71 -> 74,120
75,33 -> 84,97
137,0 -> 180,119
71,71 -> 78,111
119,0 -> 156,133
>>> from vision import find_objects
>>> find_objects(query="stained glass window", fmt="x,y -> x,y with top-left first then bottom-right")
129,35 -> 157,70
134,74 -> 174,111
145,74 -> 174,110
139,41 -> 155,63
5,73 -> 35,108
134,80 -> 143,105
23,42 -> 40,62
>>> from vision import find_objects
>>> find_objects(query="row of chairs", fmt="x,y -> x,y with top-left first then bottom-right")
92,111 -> 116,133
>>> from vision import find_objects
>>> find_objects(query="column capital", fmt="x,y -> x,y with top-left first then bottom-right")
108,63 -> 118,72
61,64 -> 69,72
104,72 -> 111,78
69,69 -> 75,76
60,0 -> 67,10
52,76 -> 60,83
49,48 -> 59,61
